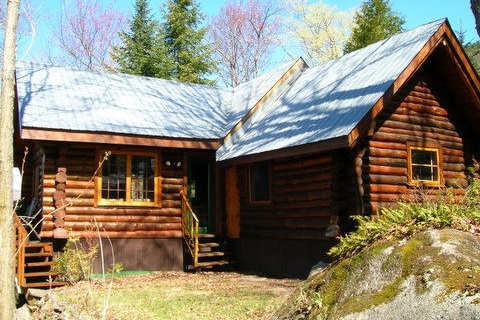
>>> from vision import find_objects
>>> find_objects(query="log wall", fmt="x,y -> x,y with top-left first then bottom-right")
236,153 -> 337,240
38,144 -> 187,239
362,69 -> 480,214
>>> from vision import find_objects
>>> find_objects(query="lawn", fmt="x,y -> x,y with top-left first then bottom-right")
51,271 -> 300,320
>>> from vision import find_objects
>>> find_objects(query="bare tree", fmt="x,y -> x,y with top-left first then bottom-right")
283,0 -> 352,65
0,0 -> 21,318
209,0 -> 281,87
50,0 -> 126,71
0,0 -> 42,60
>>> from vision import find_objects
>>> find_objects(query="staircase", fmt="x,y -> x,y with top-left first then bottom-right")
180,191 -> 231,271
15,216 -> 68,289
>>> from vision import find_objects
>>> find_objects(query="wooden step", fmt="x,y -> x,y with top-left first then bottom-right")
196,260 -> 230,268
24,252 -> 53,258
24,271 -> 59,278
198,251 -> 225,258
25,261 -> 53,268
198,233 -> 216,239
23,281 -> 69,288
26,242 -> 53,248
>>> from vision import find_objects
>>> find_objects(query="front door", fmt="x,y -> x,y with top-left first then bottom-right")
187,158 -> 214,233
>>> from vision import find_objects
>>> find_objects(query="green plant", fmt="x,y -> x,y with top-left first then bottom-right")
108,262 -> 124,274
329,178 -> 480,259
53,237 -> 98,283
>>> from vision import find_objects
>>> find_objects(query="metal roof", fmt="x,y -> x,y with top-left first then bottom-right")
16,19 -> 449,160
216,19 -> 446,161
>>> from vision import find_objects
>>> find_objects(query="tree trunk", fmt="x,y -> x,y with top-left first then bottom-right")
0,0 -> 21,318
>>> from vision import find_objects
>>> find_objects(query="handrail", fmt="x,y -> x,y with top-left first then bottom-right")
14,214 -> 28,287
180,190 -> 199,268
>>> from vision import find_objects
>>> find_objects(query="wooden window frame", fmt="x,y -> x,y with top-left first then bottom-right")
248,161 -> 272,204
96,150 -> 161,207
407,142 -> 443,187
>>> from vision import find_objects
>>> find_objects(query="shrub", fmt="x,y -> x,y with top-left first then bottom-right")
329,179 -> 480,259
53,237 -> 98,283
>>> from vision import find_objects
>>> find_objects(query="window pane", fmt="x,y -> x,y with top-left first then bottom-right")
131,155 -> 155,202
250,162 -> 270,202
102,154 -> 126,200
412,165 -> 438,181
412,150 -> 437,165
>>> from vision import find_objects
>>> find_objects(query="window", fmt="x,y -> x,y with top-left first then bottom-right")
249,161 -> 271,203
407,143 -> 442,186
97,151 -> 159,206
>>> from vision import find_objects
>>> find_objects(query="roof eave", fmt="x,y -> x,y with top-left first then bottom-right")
218,136 -> 348,166
347,20 -> 478,148
20,128 -> 222,150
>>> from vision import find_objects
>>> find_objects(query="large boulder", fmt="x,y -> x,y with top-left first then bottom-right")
272,228 -> 480,320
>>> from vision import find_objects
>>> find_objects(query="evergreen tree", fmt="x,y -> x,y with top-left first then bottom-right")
113,0 -> 172,77
344,0 -> 404,53
163,0 -> 214,85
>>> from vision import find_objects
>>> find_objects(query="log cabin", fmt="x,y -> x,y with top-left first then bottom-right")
13,19 -> 480,281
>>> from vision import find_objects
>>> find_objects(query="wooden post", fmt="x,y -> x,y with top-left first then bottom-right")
225,167 -> 240,238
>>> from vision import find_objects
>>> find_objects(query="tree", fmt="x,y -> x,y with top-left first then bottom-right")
163,0 -> 214,85
113,0 -> 172,77
344,0 -> 404,53
472,0 -> 480,38
49,0 -> 126,71
209,0 -> 281,87
0,0 -> 21,318
284,0 -> 352,66
0,0 -> 42,60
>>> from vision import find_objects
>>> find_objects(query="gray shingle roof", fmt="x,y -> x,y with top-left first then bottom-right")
216,19 -> 446,161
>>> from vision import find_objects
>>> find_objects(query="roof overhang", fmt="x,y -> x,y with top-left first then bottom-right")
20,128 -> 222,150
218,136 -> 348,166
348,20 -> 480,148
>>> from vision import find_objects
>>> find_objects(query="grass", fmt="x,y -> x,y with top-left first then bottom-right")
52,271 -> 300,320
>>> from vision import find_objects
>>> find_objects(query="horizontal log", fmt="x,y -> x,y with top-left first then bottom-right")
243,207 -> 333,218
386,113 -> 455,131
377,126 -> 463,144
397,102 -> 448,117
362,174 -> 408,185
273,156 -> 332,171
273,189 -> 332,203
274,181 -> 332,195
442,154 -> 465,164
161,200 -> 181,208
44,187 -> 95,198
368,156 -> 407,167
161,177 -> 184,185
364,184 -> 408,194
443,171 -> 466,179
241,217 -> 331,229
273,172 -> 332,187
368,193 -> 404,202
374,132 -> 464,150
402,94 -> 441,108
44,179 -> 94,189
64,215 -> 181,224
43,206 -> 180,216
63,221 -> 181,232
381,119 -> 460,139
368,140 -> 406,151
241,228 -> 340,241
363,164 -> 406,175
444,178 -> 468,188
162,184 -> 183,193
443,163 -> 466,172
56,230 -> 183,239
368,146 -> 407,159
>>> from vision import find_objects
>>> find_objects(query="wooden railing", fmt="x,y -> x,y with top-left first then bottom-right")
14,215 -> 28,287
180,190 -> 199,268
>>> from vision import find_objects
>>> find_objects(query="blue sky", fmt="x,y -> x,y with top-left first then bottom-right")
23,0 -> 478,64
